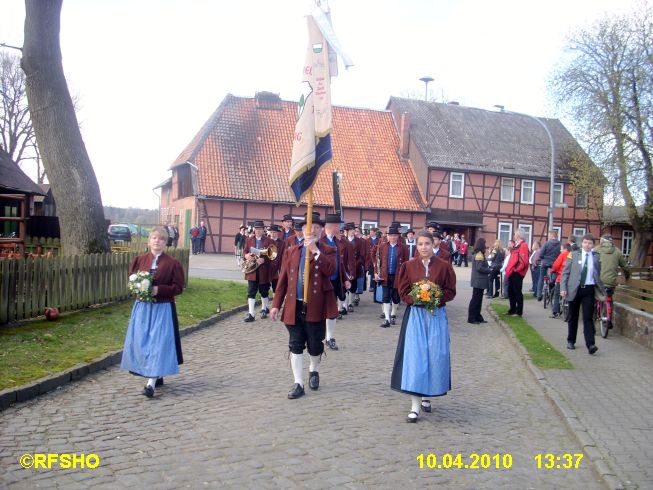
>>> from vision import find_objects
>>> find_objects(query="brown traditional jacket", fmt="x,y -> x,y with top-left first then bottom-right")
244,235 -> 274,283
269,237 -> 283,281
319,234 -> 349,288
377,241 -> 410,286
272,242 -> 338,324
396,255 -> 457,307
129,252 -> 185,303
434,246 -> 451,261
346,236 -> 366,279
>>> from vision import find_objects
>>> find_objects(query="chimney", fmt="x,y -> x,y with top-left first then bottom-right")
255,91 -> 282,110
399,112 -> 411,159
448,101 -> 460,106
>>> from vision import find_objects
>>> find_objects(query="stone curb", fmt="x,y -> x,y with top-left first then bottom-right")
0,303 -> 251,412
485,303 -> 625,490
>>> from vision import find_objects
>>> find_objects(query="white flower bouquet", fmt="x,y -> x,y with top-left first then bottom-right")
128,271 -> 155,302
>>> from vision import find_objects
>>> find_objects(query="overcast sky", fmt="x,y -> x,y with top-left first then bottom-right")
0,0 -> 643,210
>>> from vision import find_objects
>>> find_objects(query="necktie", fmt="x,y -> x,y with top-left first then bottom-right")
580,253 -> 588,286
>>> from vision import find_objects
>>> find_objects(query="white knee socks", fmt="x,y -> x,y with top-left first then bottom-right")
248,298 -> 256,316
261,297 -> 269,311
326,318 -> 336,341
147,377 -> 157,388
309,354 -> 321,373
337,299 -> 343,311
383,303 -> 391,321
411,395 -> 421,415
391,303 -> 397,317
290,353 -> 303,386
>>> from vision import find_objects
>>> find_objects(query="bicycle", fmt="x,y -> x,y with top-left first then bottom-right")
561,297 -> 570,322
542,273 -> 555,310
594,288 -> 614,339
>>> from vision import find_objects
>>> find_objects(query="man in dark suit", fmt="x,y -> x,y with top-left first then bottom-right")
432,231 -> 451,261
243,220 -> 273,322
270,212 -> 337,399
561,234 -> 605,354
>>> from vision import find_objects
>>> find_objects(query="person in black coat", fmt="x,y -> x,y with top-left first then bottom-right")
468,238 -> 492,324
486,239 -> 505,298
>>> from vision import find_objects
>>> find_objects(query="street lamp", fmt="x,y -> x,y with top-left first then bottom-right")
494,105 -> 556,231
419,76 -> 434,101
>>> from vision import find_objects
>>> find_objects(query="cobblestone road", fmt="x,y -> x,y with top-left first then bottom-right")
0,266 -> 605,488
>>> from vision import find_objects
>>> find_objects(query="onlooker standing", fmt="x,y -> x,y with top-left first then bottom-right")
550,243 -> 572,318
172,225 -> 179,248
561,234 -> 605,354
199,221 -> 208,254
536,230 -> 561,301
486,239 -> 504,298
567,234 -> 579,252
529,241 -> 541,294
468,238 -> 491,324
234,225 -> 247,265
189,225 -> 200,255
505,230 -> 530,317
500,240 -> 514,299
459,236 -> 469,267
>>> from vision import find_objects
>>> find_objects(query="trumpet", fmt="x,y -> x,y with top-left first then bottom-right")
241,244 -> 278,274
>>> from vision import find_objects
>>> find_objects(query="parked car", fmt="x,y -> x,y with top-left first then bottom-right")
108,224 -> 132,242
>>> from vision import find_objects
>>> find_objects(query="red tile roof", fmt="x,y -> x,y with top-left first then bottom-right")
171,94 -> 426,212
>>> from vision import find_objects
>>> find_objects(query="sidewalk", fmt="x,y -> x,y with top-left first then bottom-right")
486,279 -> 653,490
0,260 -> 604,488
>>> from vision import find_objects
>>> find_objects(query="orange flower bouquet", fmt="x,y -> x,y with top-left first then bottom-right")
409,279 -> 443,313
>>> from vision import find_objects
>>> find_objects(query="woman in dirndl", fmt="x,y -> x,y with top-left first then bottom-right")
121,226 -> 185,398
391,230 -> 457,422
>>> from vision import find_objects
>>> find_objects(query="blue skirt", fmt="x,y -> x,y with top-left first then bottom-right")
391,305 -> 451,397
120,301 -> 181,378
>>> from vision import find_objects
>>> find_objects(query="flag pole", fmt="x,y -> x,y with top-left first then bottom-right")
303,188 -> 314,304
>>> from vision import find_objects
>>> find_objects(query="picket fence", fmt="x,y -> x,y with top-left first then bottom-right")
0,249 -> 189,324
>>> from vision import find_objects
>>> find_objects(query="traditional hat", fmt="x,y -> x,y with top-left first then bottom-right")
325,213 -> 343,224
388,226 -> 400,235
432,230 -> 443,239
343,222 -> 356,231
282,214 -> 294,222
268,224 -> 281,232
252,220 -> 265,228
390,221 -> 401,228
427,221 -> 441,230
293,222 -> 303,231
406,228 -> 415,234
298,211 -> 324,226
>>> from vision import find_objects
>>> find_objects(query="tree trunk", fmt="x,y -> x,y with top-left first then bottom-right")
630,229 -> 652,267
21,0 -> 108,254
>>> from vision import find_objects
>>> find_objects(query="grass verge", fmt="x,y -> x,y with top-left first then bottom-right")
0,278 -> 247,390
491,302 -> 573,370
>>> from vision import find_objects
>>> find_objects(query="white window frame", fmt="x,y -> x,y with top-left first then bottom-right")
552,226 -> 562,241
573,227 -> 586,238
575,191 -> 588,208
622,230 -> 634,257
501,177 -> 515,202
518,224 -> 533,249
449,172 -> 465,198
361,220 -> 378,232
521,179 -> 535,204
553,183 -> 564,205
498,222 -> 513,247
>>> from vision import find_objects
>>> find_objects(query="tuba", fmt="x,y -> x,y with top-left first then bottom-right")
241,244 -> 278,274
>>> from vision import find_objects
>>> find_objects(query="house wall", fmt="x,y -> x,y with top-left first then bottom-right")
602,223 -> 653,266
427,169 -> 604,249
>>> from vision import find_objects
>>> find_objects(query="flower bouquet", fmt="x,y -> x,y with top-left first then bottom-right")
409,279 -> 443,313
128,271 -> 155,302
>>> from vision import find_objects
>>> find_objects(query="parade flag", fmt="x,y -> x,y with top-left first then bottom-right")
289,6 -> 352,204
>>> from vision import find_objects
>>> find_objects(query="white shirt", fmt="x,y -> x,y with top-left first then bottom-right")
581,250 -> 595,285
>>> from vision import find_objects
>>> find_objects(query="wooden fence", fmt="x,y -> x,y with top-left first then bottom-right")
0,248 -> 189,324
615,267 -> 653,314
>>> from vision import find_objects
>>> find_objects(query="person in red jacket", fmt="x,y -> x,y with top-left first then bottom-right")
505,229 -> 530,317
459,237 -> 469,267
549,243 -> 572,318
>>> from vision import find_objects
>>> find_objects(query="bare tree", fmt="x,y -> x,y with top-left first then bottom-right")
552,5 -> 653,266
21,0 -> 108,254
0,51 -> 39,171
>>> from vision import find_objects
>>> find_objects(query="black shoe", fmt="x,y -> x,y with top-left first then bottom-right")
588,345 -> 598,355
478,319 -> 488,323
326,338 -> 339,351
492,293 -> 499,298
567,342 -> 575,350
338,313 -> 343,320
309,371 -> 319,390
353,296 -> 360,306
155,377 -> 164,387
406,411 -> 419,423
260,309 -> 268,319
347,304 -> 354,313
379,313 -> 386,319
468,320 -> 480,324
390,316 -> 396,325
143,385 -> 154,398
244,314 -> 255,322
340,308 -> 348,316
287,383 -> 305,399
380,320 -> 391,328
421,400 -> 432,413
549,313 -> 560,319
537,296 -> 543,301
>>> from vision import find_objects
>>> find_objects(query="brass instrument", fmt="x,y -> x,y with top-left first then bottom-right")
374,242 -> 382,281
241,244 -> 278,274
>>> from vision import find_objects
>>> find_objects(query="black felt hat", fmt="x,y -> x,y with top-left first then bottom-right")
282,214 -> 293,222
298,211 -> 324,227
268,224 -> 281,232
343,222 -> 356,231
252,220 -> 265,228
325,213 -> 343,224
388,227 -> 400,235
